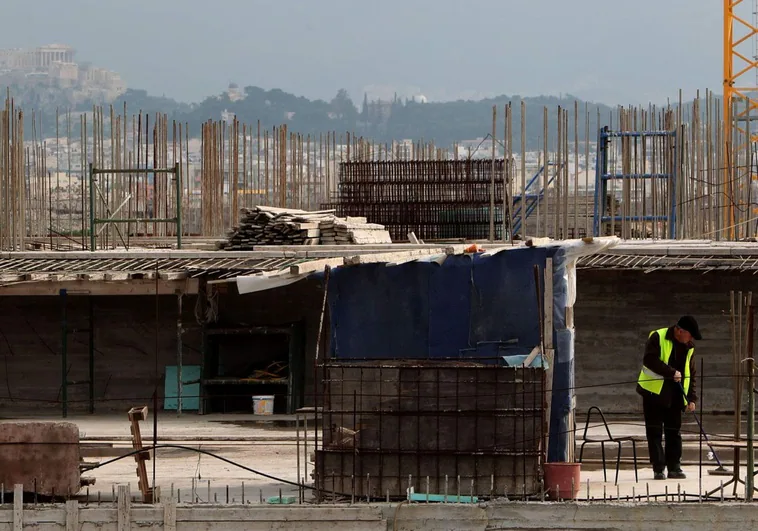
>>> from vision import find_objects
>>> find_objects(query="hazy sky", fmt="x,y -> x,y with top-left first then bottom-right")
2,0 -> 721,105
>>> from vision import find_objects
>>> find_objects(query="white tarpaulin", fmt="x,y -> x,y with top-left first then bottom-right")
235,271 -> 304,294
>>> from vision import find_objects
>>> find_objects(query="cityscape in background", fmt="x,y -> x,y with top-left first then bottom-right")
0,43 -> 126,102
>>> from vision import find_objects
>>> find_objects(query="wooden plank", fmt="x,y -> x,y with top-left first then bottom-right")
522,345 -> 541,367
104,272 -> 130,281
544,348 -> 555,460
526,237 -> 552,248
289,258 -> 345,275
13,484 -> 22,531
65,500 -> 78,531
544,258 -> 554,350
128,407 -> 152,503
344,248 -> 449,266
544,257 -> 555,460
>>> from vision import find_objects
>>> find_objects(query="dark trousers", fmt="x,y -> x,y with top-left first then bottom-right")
642,396 -> 682,472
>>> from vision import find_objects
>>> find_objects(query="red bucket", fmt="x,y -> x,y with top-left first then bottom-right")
543,462 -> 581,500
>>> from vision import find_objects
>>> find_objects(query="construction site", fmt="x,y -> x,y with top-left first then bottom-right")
3,4 -> 758,530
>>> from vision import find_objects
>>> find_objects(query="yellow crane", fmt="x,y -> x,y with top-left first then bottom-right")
724,0 -> 758,237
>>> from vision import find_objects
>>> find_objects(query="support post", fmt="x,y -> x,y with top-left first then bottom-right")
543,258 -> 555,460
89,163 -> 95,251
176,291 -> 183,416
175,162 -> 182,249
88,296 -> 95,414
747,304 -> 755,501
60,288 -> 68,418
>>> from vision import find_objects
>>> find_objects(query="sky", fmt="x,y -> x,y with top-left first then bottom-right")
1,0 -> 723,105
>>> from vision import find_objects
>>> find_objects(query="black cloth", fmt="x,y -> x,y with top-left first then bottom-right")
635,326 -> 697,409
642,394 -> 682,472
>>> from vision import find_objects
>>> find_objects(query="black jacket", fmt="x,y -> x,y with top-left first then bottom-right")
636,326 -> 698,409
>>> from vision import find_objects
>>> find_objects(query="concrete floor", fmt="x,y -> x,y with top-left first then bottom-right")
2,412 -> 756,504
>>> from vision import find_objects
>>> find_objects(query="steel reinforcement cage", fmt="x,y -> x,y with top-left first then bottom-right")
314,360 -> 545,500
324,159 -> 506,241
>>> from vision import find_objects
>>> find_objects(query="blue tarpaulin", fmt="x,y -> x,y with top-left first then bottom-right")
328,248 -> 551,359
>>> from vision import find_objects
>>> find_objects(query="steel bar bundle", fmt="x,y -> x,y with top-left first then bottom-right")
0,92 -> 24,250
326,159 -> 506,241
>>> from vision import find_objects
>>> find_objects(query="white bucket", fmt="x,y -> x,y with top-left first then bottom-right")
252,395 -> 275,415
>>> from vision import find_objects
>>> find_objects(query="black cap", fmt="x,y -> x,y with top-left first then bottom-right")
677,315 -> 702,341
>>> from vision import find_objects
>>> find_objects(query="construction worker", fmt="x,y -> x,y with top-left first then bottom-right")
636,316 -> 700,480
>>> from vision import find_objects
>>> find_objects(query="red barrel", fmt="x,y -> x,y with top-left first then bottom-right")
543,462 -> 581,500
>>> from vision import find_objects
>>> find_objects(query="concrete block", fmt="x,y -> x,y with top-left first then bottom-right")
0,422 -> 80,496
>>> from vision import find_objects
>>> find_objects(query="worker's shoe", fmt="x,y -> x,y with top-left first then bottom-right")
653,471 -> 666,480
668,469 -> 686,479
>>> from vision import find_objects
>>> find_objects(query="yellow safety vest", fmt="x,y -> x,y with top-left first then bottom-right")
637,328 -> 694,405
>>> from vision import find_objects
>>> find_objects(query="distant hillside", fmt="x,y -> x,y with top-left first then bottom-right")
6,83 -> 709,150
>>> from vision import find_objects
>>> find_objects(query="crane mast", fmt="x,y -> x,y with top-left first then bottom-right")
724,0 -> 758,238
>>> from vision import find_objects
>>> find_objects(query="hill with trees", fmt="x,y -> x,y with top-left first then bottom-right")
5,83 -> 689,150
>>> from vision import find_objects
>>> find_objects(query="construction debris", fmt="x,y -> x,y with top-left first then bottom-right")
219,206 -> 392,249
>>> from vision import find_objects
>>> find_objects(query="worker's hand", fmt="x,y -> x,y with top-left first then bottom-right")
673,371 -> 682,383
686,402 -> 696,413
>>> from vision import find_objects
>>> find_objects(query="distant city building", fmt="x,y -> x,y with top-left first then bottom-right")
0,44 -> 126,101
221,109 -> 235,123
0,44 -> 75,71
227,83 -> 244,102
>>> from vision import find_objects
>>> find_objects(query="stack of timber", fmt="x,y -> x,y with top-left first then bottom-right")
319,217 -> 392,244
220,206 -> 392,249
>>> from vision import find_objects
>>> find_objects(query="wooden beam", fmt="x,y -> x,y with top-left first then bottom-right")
0,278 -> 198,296
522,345 -> 541,367
344,248 -> 453,266
543,257 -> 555,461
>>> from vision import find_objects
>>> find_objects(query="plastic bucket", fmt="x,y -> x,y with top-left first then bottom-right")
252,395 -> 275,415
543,462 -> 581,500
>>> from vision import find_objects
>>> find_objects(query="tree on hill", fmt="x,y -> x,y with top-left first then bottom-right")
10,82 -> 710,150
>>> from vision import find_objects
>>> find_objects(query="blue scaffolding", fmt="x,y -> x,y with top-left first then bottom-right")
592,127 -> 678,238
511,163 -> 558,236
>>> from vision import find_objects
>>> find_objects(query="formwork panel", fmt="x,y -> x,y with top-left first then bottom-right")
316,361 -> 544,498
